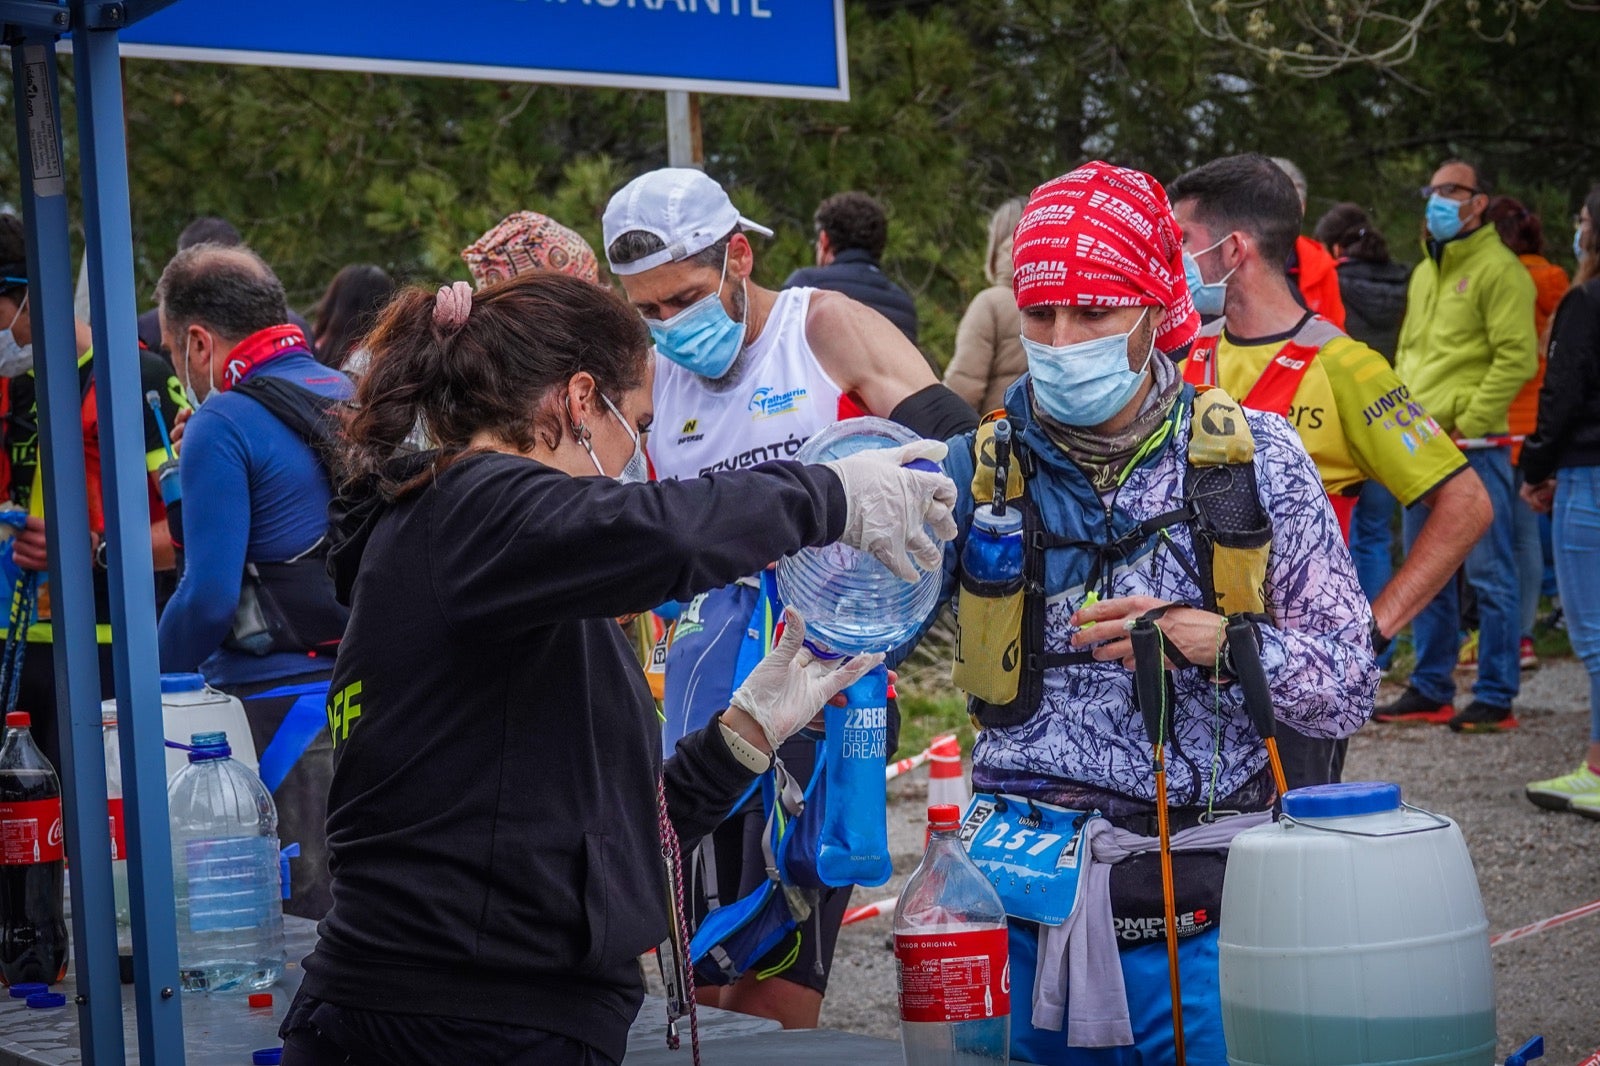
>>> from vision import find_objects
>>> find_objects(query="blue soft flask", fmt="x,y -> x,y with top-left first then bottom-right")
815,662 -> 892,887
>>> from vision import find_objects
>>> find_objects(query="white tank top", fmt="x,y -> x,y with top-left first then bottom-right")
649,287 -> 853,482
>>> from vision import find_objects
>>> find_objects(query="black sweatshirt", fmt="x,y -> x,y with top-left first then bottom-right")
301,452 -> 847,1061
1521,279 -> 1600,485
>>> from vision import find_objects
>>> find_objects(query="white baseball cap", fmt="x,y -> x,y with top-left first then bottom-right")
602,168 -> 773,276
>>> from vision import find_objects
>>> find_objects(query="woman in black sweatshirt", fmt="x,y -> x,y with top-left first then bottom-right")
279,273 -> 954,1064
1520,184 -> 1600,816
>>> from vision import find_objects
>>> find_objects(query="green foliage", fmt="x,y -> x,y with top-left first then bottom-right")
0,0 -> 1593,357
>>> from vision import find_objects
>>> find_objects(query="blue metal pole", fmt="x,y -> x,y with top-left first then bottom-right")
8,31 -> 126,1065
70,9 -> 187,1062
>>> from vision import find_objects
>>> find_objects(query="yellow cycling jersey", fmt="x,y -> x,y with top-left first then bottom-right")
1187,318 -> 1466,507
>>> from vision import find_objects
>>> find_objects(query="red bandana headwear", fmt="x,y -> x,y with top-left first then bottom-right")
1010,161 -> 1199,354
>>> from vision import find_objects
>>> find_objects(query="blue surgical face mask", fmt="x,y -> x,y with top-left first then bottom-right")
1022,307 -> 1154,428
1182,235 -> 1237,318
645,252 -> 747,380
0,292 -> 33,379
1575,226 -> 1587,263
1425,193 -> 1466,242
582,394 -> 649,484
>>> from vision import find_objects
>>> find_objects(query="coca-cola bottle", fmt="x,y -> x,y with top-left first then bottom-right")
894,804 -> 1010,1064
0,711 -> 68,985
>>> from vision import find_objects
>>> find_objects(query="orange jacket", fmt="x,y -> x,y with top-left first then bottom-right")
1293,235 -> 1346,330
1506,254 -> 1571,456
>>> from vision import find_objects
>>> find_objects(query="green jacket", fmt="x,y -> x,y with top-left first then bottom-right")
1394,223 -> 1537,439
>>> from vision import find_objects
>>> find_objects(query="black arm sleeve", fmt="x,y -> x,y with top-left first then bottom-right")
890,383 -> 979,441
663,720 -> 761,849
1522,286 -> 1600,484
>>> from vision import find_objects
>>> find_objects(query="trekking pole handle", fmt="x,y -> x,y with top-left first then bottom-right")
1224,616 -> 1275,742
1129,617 -> 1168,753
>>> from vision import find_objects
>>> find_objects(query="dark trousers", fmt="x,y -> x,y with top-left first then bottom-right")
224,669 -> 335,921
1274,726 -> 1347,791
281,991 -> 617,1066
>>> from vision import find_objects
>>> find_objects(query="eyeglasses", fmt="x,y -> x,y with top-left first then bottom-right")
1419,183 -> 1482,201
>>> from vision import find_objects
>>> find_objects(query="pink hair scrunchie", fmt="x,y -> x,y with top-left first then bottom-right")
433,280 -> 473,336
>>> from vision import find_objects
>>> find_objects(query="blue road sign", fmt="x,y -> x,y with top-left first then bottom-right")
121,0 -> 849,101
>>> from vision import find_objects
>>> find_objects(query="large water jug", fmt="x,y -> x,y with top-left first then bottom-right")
1220,782 -> 1494,1066
776,417 -> 942,654
167,731 -> 284,994
101,673 -> 258,784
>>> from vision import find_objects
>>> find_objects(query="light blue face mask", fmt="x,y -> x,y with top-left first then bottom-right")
1576,226 -> 1587,263
645,251 -> 747,380
0,292 -> 32,379
581,394 -> 649,484
1022,307 -> 1154,428
1182,235 -> 1237,318
1426,193 -> 1466,242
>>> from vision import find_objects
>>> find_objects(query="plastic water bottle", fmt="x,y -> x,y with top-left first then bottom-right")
895,804 -> 1010,1064
101,709 -> 130,958
168,731 -> 284,993
0,712 -> 68,986
776,417 -> 942,654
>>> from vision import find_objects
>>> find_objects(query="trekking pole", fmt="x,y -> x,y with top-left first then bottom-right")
1130,616 -> 1186,1066
1224,616 -> 1289,798
146,390 -> 176,463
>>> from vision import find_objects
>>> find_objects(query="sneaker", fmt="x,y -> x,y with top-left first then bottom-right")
1457,630 -> 1479,669
1374,687 -> 1454,725
1526,765 -> 1600,811
1520,637 -> 1540,671
1447,701 -> 1518,733
1569,792 -> 1600,821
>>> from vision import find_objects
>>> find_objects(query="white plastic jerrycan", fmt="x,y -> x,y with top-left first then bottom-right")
100,672 -> 258,784
1220,781 -> 1494,1066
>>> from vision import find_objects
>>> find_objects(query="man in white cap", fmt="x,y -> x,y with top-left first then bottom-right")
603,167 -> 977,1029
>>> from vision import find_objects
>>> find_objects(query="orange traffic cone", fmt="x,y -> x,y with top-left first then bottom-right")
927,734 -> 970,814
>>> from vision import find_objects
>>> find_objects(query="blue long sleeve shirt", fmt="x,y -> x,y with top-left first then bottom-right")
157,351 -> 352,686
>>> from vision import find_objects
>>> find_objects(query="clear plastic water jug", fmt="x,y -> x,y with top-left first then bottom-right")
1220,782 -> 1495,1066
102,673 -> 259,784
168,731 -> 284,994
776,417 -> 943,654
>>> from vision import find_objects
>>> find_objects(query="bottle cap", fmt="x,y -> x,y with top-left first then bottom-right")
159,672 -> 207,694
252,1048 -> 284,1065
928,803 -> 962,829
26,991 -> 66,1009
247,992 -> 273,1008
1282,781 -> 1402,820
8,982 -> 48,998
185,730 -> 232,761
5,712 -> 29,729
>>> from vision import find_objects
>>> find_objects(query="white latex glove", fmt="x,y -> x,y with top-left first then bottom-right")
729,608 -> 884,750
824,439 -> 959,582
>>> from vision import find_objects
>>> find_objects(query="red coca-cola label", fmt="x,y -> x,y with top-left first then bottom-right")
107,797 -> 125,861
0,798 -> 64,865
894,927 -> 1010,1024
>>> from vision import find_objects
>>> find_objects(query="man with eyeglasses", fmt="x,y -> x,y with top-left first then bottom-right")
1378,159 -> 1538,733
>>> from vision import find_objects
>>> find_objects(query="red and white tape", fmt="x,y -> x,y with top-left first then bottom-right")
1490,896 -> 1600,948
885,733 -> 957,783
842,896 -> 897,927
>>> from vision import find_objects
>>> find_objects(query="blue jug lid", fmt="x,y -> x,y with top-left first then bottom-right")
8,982 -> 47,998
26,991 -> 66,1009
1282,781 -> 1401,819
160,672 -> 207,694
252,1049 -> 284,1065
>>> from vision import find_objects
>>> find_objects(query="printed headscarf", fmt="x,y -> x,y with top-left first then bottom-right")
460,211 -> 602,289
1010,162 -> 1199,353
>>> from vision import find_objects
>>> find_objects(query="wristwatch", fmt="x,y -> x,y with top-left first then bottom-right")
1370,618 -> 1392,657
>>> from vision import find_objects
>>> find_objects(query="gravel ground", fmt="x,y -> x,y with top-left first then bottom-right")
819,659 -> 1600,1062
